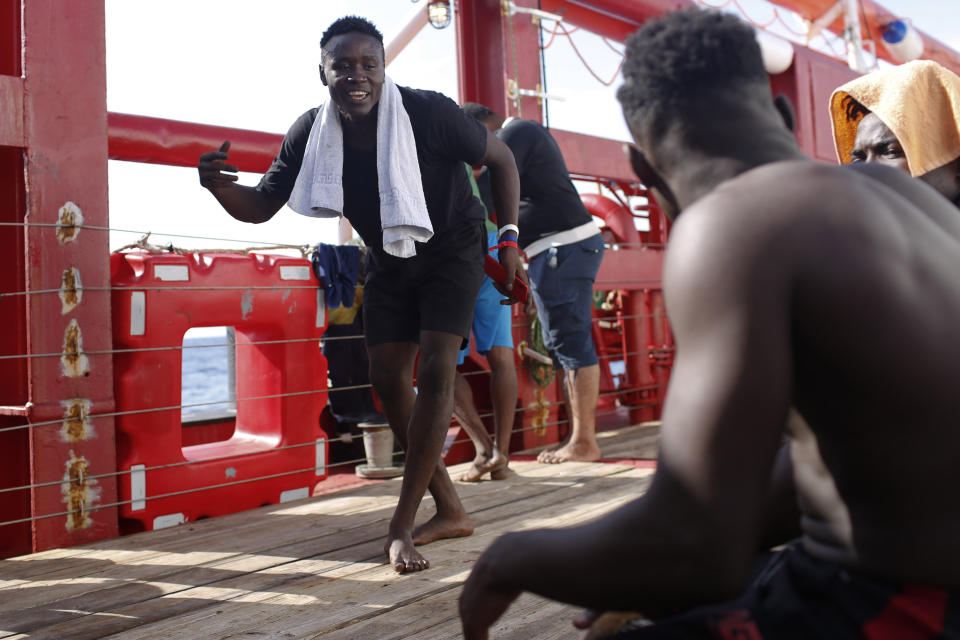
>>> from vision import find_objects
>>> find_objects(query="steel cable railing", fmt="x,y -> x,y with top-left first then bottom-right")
0,395 -> 665,529
0,308 -> 666,360
0,220 -> 669,250
1,215 -> 671,531
0,316 -> 671,437
0,220 -> 312,252
0,379 -> 666,498
0,341 -> 669,437
0,336 -> 357,362
0,280 -> 666,301
0,275 -> 666,302
1,375 -> 663,473
0,315 -> 668,363
0,357 -> 666,435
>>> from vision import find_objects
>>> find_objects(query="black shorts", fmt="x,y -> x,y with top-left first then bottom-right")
614,544 -> 960,639
362,223 -> 486,347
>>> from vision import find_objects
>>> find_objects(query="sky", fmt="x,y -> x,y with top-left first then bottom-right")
103,0 -> 960,252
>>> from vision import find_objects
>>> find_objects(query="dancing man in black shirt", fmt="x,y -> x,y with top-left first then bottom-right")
198,16 -> 522,573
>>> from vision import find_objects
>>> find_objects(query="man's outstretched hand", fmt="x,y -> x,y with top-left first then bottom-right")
459,542 -> 521,640
198,140 -> 239,191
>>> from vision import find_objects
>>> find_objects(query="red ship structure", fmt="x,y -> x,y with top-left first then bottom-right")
1,0 -> 956,560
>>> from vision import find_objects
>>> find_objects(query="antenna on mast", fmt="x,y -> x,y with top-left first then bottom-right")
805,0 -> 869,72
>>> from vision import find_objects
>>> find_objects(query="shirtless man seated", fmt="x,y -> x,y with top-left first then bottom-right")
459,9 -> 960,638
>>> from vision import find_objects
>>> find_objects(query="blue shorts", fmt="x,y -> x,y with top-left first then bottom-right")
526,233 -> 604,371
457,231 -> 514,365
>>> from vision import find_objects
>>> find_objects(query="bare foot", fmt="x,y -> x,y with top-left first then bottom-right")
458,451 -> 508,482
458,454 -> 491,482
386,535 -> 430,573
536,440 -> 567,463
412,512 -> 474,545
537,441 -> 601,464
490,464 -> 515,480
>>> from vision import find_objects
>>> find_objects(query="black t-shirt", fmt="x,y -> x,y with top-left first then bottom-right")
258,86 -> 488,250
496,119 -> 592,249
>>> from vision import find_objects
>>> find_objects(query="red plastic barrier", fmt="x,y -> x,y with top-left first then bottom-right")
111,252 -> 329,532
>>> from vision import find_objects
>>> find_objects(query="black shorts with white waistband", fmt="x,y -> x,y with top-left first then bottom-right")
362,222 -> 486,347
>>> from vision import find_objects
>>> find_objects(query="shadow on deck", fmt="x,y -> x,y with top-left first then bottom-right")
0,423 -> 659,640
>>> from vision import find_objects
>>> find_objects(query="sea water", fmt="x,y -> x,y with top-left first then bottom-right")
181,327 -> 235,421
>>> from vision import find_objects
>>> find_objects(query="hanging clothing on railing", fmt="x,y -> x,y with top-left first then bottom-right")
311,243 -> 360,308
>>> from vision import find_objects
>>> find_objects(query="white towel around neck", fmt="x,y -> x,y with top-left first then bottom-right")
287,76 -> 432,258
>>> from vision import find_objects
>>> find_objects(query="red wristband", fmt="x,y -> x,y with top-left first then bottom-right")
489,239 -> 519,252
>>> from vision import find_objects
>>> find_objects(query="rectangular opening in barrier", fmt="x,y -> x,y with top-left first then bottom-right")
181,326 -> 237,445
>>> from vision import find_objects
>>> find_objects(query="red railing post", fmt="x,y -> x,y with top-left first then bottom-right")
456,0 -> 544,122
0,0 -> 29,558
5,0 -> 119,556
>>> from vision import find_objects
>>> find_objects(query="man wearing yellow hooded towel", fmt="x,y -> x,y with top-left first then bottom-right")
829,60 -> 960,208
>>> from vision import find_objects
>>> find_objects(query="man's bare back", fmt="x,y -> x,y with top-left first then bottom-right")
704,159 -> 960,587
459,12 -> 960,638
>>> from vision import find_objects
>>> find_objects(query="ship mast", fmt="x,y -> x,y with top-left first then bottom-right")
765,0 -> 960,75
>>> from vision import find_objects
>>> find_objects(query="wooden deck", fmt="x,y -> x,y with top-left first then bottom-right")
0,424 -> 659,640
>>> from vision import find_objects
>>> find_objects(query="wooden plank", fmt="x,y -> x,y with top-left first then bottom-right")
599,423 -> 660,458
224,469 -> 655,639
0,462 -> 649,638
0,424 -> 657,584
0,428 -> 660,637
466,593 -> 585,640
0,452 -> 627,583
519,423 -> 661,461
0,464 -> 468,587
315,575 -> 582,640
0,484 -> 402,582
0,458 -> 621,611
598,425 -> 660,460
87,468 -> 652,640
7,465 -> 652,638
316,582 -> 463,639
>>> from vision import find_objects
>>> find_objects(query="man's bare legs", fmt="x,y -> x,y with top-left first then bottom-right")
452,372 -> 504,481
367,331 -> 474,573
487,346 -> 518,477
452,345 -> 517,481
537,364 -> 601,463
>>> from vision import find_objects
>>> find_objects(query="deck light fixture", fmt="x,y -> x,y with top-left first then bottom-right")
881,19 -> 924,63
427,1 -> 452,29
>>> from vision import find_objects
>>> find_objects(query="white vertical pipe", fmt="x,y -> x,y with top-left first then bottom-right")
842,0 -> 868,72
